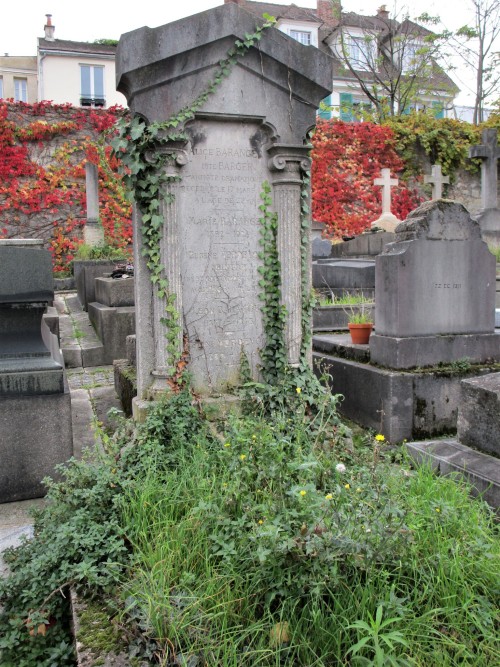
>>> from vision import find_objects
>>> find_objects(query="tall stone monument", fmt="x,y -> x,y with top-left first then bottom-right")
116,3 -> 332,408
469,128 -> 500,244
0,239 -> 73,502
370,200 -> 499,369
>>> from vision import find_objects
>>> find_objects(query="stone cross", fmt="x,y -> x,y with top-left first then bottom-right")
469,128 -> 500,210
424,164 -> 450,200
84,161 -> 104,246
371,168 -> 400,232
374,168 -> 398,214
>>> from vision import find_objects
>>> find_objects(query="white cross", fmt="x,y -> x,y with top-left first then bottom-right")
424,164 -> 450,200
374,168 -> 398,214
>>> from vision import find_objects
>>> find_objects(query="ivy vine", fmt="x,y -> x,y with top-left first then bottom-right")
257,181 -> 287,384
111,14 -> 276,378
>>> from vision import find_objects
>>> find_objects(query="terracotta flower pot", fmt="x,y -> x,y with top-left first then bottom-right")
348,322 -> 373,344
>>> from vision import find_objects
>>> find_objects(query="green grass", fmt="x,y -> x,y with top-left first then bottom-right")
118,416 -> 499,666
488,244 -> 500,263
316,291 -> 374,307
1,391 -> 498,666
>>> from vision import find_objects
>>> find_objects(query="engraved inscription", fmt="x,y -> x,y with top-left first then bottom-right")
433,283 -> 462,289
179,121 -> 268,392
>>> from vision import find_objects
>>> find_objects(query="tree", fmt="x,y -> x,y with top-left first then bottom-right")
452,0 -> 499,124
331,6 -> 454,121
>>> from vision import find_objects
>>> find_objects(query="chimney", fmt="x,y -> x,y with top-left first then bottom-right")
377,5 -> 390,20
317,1 -> 342,27
44,14 -> 55,41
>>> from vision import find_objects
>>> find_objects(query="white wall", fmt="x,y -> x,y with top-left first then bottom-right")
39,54 -> 126,108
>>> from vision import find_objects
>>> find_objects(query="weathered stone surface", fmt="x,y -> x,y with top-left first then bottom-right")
117,2 -> 332,399
329,231 -> 395,258
0,392 -> 73,503
312,237 -> 333,259
95,276 -> 135,307
113,359 -> 137,417
405,439 -> 500,509
369,332 -> 500,369
0,243 -> 53,304
73,260 -> 124,312
312,259 -> 375,289
457,372 -> 500,456
313,304 -> 375,331
88,302 -> 136,364
375,201 -> 495,340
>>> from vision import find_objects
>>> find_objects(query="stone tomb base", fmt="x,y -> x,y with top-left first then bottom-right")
313,334 -> 500,442
370,331 -> 500,369
0,391 -> 73,503
88,277 -> 135,364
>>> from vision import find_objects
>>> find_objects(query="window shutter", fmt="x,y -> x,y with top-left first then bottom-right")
318,94 -> 332,119
80,66 -> 91,97
93,67 -> 104,98
339,93 -> 353,121
432,101 -> 444,119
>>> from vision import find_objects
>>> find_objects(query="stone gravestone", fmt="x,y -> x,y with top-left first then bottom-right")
424,164 -> 449,200
370,200 -> 499,369
371,168 -> 400,232
116,3 -> 332,406
469,128 -> 500,244
0,239 -> 73,503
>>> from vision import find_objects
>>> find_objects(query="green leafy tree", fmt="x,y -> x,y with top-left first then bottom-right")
332,6 -> 454,121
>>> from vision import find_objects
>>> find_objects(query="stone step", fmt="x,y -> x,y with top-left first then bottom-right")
56,293 -> 107,368
405,438 -> 500,510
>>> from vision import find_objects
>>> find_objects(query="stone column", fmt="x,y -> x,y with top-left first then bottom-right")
134,141 -> 188,401
84,161 -> 104,246
267,145 -> 311,365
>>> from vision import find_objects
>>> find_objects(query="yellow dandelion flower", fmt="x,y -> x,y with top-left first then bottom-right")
258,519 -> 264,525
239,454 -> 247,461
296,387 -> 302,394
344,483 -> 350,490
299,489 -> 307,497
435,508 -> 441,513
224,442 -> 231,448
325,493 -> 333,500
375,434 -> 385,442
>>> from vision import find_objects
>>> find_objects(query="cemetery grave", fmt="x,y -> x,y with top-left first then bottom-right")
1,4 -> 499,666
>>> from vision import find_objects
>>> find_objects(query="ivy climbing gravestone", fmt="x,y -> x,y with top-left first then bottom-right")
116,3 -> 332,412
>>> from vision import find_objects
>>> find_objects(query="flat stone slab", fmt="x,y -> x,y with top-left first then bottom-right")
405,438 -> 500,509
95,277 -> 135,307
313,333 -> 371,362
313,259 -> 375,289
457,372 -> 500,456
370,331 -> 500,369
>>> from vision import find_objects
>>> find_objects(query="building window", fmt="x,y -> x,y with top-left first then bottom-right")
401,42 -> 421,73
80,65 -> 105,107
289,30 -> 312,45
14,78 -> 28,102
344,35 -> 375,71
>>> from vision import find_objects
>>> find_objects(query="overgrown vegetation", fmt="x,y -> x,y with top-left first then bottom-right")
1,391 -> 498,666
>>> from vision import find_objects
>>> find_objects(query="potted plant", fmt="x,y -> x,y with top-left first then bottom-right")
346,309 -> 374,344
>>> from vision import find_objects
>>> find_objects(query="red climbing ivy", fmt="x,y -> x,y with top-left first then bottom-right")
311,119 -> 423,238
0,100 -> 132,272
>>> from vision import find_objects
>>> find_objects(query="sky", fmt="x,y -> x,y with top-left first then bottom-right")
1,1 -> 495,106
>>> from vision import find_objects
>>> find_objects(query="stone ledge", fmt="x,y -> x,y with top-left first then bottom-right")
405,439 -> 500,510
370,331 -> 500,370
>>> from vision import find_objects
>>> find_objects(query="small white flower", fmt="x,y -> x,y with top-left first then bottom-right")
335,463 -> 346,474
